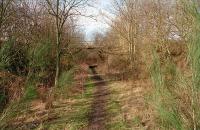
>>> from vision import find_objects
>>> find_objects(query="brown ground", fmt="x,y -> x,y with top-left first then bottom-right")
84,66 -> 110,130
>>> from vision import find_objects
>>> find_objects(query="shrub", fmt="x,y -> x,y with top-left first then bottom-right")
108,55 -> 130,72
0,38 -> 28,75
28,39 -> 54,72
27,39 -> 55,85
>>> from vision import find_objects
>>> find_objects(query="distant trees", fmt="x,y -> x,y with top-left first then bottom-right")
111,0 -> 139,71
101,0 -> 189,74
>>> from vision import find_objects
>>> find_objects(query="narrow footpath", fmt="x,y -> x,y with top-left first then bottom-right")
85,66 -> 110,130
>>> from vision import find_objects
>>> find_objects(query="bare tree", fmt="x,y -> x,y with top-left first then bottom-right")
45,0 -> 89,87
110,0 -> 140,71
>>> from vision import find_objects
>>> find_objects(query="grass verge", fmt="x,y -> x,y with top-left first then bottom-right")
38,77 -> 94,130
106,81 -> 152,130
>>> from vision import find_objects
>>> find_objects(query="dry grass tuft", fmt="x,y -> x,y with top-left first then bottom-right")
107,79 -> 155,130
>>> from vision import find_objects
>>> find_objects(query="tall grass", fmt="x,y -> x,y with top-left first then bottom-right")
28,39 -> 53,71
149,50 -> 185,130
149,1 -> 200,129
184,0 -> 200,129
53,69 -> 75,98
58,69 -> 74,88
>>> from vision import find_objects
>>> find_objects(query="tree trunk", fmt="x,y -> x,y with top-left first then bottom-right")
54,39 -> 60,87
54,0 -> 60,87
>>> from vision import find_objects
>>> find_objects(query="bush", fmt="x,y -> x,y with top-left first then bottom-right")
0,38 -> 29,75
108,55 -> 130,72
28,39 -> 54,71
28,39 -> 55,85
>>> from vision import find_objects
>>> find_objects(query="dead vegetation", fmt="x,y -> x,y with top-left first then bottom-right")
106,80 -> 152,129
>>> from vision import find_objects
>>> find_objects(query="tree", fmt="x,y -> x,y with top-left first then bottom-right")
109,0 -> 141,71
45,0 -> 89,87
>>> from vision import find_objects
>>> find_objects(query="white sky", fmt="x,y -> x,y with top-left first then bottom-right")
78,0 -> 113,41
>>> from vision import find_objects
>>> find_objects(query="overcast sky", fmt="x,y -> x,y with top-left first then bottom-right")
78,0 -> 113,41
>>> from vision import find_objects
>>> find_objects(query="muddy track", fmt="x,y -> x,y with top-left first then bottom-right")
84,66 -> 110,130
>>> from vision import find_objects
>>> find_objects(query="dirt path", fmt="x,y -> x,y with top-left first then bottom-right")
84,66 -> 110,130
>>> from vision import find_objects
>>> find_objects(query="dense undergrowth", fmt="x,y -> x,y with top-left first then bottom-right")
0,66 -> 92,129
149,1 -> 200,129
0,35 -> 88,129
